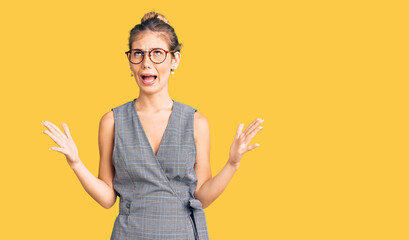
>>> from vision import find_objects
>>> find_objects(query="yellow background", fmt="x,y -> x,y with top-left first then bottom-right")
1,0 -> 408,239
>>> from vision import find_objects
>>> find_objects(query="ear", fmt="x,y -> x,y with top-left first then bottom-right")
171,51 -> 181,68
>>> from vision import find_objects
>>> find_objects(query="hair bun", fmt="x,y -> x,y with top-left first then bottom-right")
141,11 -> 170,24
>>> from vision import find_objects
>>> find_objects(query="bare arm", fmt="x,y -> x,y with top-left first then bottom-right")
195,158 -> 238,209
192,112 -> 237,209
41,111 -> 117,209
192,113 -> 263,209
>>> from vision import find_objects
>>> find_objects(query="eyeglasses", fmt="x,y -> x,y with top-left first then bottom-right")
125,48 -> 176,64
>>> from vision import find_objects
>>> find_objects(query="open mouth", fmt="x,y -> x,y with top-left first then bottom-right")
141,75 -> 157,85
141,75 -> 157,80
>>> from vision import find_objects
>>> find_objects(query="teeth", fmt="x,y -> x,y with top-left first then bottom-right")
142,76 -> 156,83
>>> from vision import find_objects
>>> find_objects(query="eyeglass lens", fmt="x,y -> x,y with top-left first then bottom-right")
129,49 -> 166,63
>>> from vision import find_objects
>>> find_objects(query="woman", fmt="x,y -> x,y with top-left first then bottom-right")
41,11 -> 264,240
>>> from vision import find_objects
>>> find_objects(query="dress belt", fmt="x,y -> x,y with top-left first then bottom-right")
118,198 -> 205,239
187,198 -> 203,240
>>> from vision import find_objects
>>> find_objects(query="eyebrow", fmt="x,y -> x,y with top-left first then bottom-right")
132,48 -> 161,50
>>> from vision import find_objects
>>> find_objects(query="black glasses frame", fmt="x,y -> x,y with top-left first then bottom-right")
125,48 -> 176,64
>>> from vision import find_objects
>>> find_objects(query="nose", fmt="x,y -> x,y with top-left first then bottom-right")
141,51 -> 153,68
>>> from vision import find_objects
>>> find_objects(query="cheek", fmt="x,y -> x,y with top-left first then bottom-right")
157,66 -> 171,77
130,66 -> 138,72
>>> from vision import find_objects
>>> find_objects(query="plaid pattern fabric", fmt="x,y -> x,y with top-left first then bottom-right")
110,98 -> 209,240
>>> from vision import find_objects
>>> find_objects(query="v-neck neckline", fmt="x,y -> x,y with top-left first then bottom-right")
132,98 -> 176,158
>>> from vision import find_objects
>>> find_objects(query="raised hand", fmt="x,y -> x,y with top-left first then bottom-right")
228,118 -> 264,168
41,121 -> 80,167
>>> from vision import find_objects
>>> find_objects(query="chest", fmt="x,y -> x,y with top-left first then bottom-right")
137,111 -> 171,156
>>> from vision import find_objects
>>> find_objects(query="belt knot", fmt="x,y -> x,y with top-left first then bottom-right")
187,198 -> 203,210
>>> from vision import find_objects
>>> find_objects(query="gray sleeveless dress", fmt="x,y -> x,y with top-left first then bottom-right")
110,98 -> 209,240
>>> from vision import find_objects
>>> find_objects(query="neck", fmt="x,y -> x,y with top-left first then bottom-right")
134,93 -> 173,113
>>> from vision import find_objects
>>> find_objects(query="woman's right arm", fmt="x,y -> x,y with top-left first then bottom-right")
42,111 -> 117,209
71,111 -> 117,209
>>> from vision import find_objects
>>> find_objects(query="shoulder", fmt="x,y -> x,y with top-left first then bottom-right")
194,111 -> 208,126
111,98 -> 136,114
193,111 -> 210,143
99,110 -> 115,132
176,101 -> 210,141
100,98 -> 137,128
176,101 -> 207,124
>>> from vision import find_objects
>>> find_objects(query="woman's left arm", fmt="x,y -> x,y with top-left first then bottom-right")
193,112 -> 264,209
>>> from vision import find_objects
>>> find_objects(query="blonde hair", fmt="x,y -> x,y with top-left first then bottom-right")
141,11 -> 170,25
128,10 -> 182,57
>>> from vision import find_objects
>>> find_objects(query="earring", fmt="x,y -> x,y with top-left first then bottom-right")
171,69 -> 175,75
129,66 -> 134,77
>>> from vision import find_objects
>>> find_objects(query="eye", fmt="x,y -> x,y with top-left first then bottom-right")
153,50 -> 163,55
133,51 -> 143,56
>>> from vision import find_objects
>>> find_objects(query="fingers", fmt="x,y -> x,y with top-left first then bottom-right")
244,126 -> 263,146
243,118 -> 264,139
247,143 -> 260,151
41,120 -> 66,148
235,123 -> 244,139
42,128 -> 65,148
242,119 -> 259,137
49,146 -> 66,154
42,121 -> 67,140
61,123 -> 72,140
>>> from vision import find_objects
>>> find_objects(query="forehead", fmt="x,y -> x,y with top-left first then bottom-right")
131,31 -> 169,50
